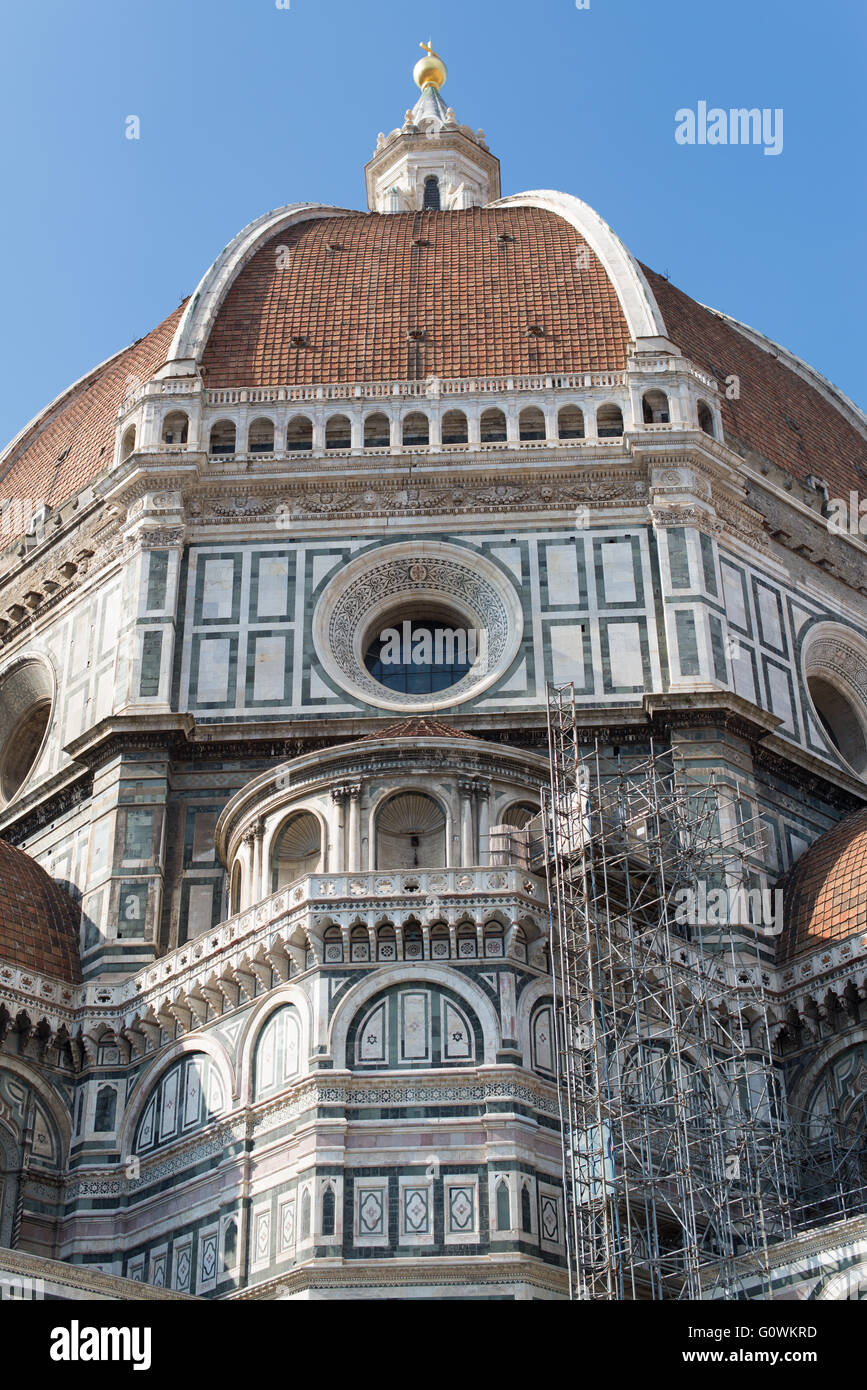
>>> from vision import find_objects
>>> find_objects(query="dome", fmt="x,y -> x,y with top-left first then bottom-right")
777,805 -> 867,962
1,197 -> 865,545
0,839 -> 81,982
0,302 -> 185,546
199,208 -> 631,385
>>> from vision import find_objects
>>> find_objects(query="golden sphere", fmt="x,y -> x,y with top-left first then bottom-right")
413,44 -> 447,91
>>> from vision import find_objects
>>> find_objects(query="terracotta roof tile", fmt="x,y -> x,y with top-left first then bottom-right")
201,209 -> 631,386
0,839 -> 81,982
0,303 -> 186,544
645,268 -> 867,500
777,805 -> 867,962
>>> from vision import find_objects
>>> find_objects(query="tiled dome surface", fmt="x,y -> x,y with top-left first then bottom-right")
646,268 -> 867,498
777,805 -> 867,962
200,208 -> 631,385
0,839 -> 82,983
2,209 -> 864,548
0,302 -> 186,544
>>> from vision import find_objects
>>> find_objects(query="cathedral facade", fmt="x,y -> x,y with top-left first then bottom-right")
0,46 -> 865,1301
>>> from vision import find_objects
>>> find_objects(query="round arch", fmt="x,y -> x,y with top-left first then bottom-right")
0,1053 -> 72,1158
117,1033 -> 236,1154
364,783 -> 454,871
261,803 -> 328,889
236,983 -> 315,1105
372,788 -> 448,871
329,965 -> 502,1068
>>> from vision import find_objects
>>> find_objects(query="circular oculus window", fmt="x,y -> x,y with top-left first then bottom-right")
312,542 -> 524,711
0,658 -> 54,804
802,624 -> 867,779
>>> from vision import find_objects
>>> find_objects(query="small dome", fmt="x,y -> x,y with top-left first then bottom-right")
777,806 -> 867,962
0,839 -> 81,982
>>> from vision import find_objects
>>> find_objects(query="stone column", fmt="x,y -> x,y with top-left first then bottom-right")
241,827 -> 258,910
458,780 -> 475,868
474,781 -> 490,865
330,786 -> 348,872
253,819 -> 266,902
347,784 -> 362,872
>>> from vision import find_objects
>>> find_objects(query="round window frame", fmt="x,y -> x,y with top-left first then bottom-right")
0,654 -> 56,806
312,541 -> 524,712
801,622 -> 867,779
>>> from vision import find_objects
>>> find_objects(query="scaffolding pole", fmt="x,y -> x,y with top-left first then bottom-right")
539,682 -> 795,1300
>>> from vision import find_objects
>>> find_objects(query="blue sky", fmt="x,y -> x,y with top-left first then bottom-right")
1,0 -> 864,448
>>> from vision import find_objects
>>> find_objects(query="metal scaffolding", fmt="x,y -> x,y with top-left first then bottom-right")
789,1093 -> 867,1231
536,682 -> 795,1300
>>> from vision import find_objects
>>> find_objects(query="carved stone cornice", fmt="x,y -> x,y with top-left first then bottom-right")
750,485 -> 867,597
649,504 -> 723,538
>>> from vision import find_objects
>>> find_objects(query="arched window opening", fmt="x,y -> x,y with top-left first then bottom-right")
350,925 -> 370,963
430,924 -> 450,960
521,1183 -> 533,1233
496,1180 -> 511,1231
135,1054 -> 225,1155
597,403 -> 624,438
402,412 -> 429,446
323,925 -> 343,964
423,175 -> 441,210
364,412 -> 390,447
94,1085 -> 117,1133
457,925 -> 476,959
222,1218 -> 238,1272
531,1003 -> 556,1077
642,389 -> 670,424
325,414 -> 351,450
558,404 -> 585,439
322,1185 -> 336,1237
403,923 -> 423,960
502,802 -> 538,829
271,812 -> 322,891
121,425 -> 136,460
519,406 -> 546,441
807,677 -> 867,776
350,984 -> 481,1069
377,925 -> 397,962
254,1006 -> 301,1100
441,409 -> 468,444
287,415 -> 313,451
376,793 -> 446,870
697,400 -> 715,438
0,698 -> 51,804
209,419 -> 236,455
480,408 -> 507,443
162,411 -> 188,445
248,417 -> 275,453
484,924 -> 505,958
